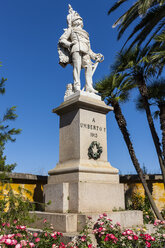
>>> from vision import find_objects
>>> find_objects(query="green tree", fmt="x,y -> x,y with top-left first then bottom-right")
112,46 -> 165,187
136,78 -> 165,165
108,0 -> 165,49
0,76 -> 21,172
95,73 -> 163,220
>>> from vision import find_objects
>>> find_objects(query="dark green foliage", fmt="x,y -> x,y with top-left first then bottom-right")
127,192 -> 155,224
0,183 -> 35,225
95,73 -> 135,105
160,206 -> 165,218
95,70 -> 163,220
136,78 -> 165,111
111,46 -> 165,188
108,0 -> 165,50
149,32 -> 165,72
111,46 -> 157,80
0,72 -> 21,172
0,77 -> 6,95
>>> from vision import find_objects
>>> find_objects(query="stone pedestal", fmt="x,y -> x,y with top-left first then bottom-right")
44,92 -> 125,214
29,92 -> 143,233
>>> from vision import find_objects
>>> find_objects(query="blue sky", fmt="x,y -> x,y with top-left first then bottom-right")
0,0 -> 163,175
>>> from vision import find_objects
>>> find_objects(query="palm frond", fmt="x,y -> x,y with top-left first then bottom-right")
112,2 -> 139,31
108,0 -> 128,15
123,5 -> 165,49
143,20 -> 165,48
136,94 -> 146,111
152,50 -> 165,59
147,78 -> 165,103
153,110 -> 160,119
159,0 -> 165,5
95,72 -> 134,105
117,3 -> 139,39
138,0 -> 156,15
155,30 -> 165,41
150,33 -> 165,68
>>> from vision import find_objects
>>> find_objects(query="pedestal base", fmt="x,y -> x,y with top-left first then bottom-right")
30,211 -> 143,233
44,181 -> 125,213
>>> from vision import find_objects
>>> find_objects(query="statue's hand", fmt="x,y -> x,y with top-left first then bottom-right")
95,53 -> 104,62
70,41 -> 77,47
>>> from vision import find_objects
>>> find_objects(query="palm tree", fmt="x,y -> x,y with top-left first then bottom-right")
112,46 -> 165,187
108,0 -> 165,49
95,73 -> 163,220
136,79 -> 165,170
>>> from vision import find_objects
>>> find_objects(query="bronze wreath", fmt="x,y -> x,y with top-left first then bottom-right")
88,141 -> 103,160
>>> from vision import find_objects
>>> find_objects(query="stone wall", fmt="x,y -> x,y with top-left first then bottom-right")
120,174 -> 165,211
0,172 -> 47,210
0,172 -> 164,211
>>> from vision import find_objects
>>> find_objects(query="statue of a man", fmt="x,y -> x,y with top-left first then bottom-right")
58,5 -> 104,94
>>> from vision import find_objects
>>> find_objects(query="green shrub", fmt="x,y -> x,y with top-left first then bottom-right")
0,179 -> 35,225
127,192 -> 155,224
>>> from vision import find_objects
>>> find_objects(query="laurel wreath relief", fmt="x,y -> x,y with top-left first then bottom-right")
88,141 -> 103,160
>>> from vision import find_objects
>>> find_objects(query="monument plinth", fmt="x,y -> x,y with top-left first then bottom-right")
49,93 -> 118,180
44,93 -> 125,213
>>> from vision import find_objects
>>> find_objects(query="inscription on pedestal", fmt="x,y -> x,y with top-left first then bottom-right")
79,109 -> 108,161
80,118 -> 106,139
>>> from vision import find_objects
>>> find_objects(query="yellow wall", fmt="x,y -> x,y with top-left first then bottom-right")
152,183 -> 165,210
0,175 -> 164,212
125,182 -> 165,211
0,182 -> 44,206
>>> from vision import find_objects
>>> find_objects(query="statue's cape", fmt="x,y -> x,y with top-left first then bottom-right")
58,43 -> 72,68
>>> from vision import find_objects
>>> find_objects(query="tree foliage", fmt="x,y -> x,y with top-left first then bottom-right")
136,78 -> 165,166
111,47 -> 165,187
95,73 -> 163,220
0,76 -> 21,172
108,0 -> 165,50
136,78 -> 165,110
149,31 -> 165,70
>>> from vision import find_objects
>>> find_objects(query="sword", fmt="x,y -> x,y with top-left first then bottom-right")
81,62 -> 98,91
82,55 -> 104,91
92,54 -> 104,76
92,62 -> 99,76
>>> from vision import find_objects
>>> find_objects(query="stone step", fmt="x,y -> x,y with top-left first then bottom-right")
29,210 -> 143,233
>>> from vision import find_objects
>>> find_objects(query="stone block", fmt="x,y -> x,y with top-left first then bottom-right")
69,182 -> 125,213
30,211 -> 77,233
109,210 -> 143,227
48,170 -> 119,184
44,183 -> 69,212
44,181 -> 124,213
77,210 -> 143,231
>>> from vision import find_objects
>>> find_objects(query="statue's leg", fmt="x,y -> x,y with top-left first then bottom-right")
72,52 -> 81,91
83,55 -> 98,93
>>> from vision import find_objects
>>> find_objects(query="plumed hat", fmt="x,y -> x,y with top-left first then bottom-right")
67,4 -> 82,27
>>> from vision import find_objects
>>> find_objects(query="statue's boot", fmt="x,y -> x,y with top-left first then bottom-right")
73,82 -> 81,92
86,86 -> 98,94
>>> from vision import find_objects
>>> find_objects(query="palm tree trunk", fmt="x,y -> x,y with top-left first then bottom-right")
159,103 -> 165,176
136,74 -> 165,187
112,101 -> 163,220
